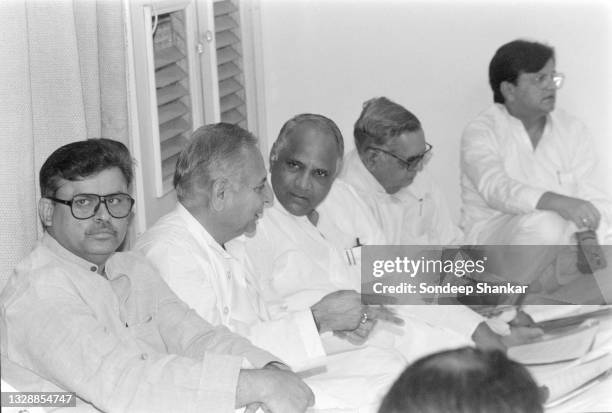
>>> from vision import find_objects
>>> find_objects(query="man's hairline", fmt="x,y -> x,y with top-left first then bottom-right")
44,166 -> 131,198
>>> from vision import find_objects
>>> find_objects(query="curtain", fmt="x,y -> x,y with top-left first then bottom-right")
0,0 -> 128,289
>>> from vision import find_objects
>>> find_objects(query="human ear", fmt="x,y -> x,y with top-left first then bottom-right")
210,178 -> 229,212
269,142 -> 279,166
500,81 -> 515,102
361,148 -> 380,170
38,198 -> 55,227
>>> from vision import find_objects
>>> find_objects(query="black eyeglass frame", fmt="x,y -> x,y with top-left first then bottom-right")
369,142 -> 433,170
47,193 -> 135,220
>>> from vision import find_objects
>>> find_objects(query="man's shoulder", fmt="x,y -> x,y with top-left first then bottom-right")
2,245 -> 80,306
464,104 -> 506,130
14,242 -> 73,282
136,208 -> 194,251
328,178 -> 364,203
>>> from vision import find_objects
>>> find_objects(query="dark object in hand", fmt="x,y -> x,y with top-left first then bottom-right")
576,230 -> 607,274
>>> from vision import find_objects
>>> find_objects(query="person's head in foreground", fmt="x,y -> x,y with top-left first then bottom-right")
39,138 -> 134,267
489,39 -> 562,120
269,113 -> 344,223
174,123 -> 272,243
378,347 -> 543,413
354,97 -> 431,194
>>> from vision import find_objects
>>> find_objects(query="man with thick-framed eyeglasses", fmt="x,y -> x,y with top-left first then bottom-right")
460,39 -> 612,301
0,138 -> 314,412
337,97 -> 527,350
341,96 -> 463,247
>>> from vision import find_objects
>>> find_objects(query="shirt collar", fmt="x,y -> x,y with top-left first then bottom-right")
41,232 -> 103,274
343,149 -> 389,195
175,202 -> 231,257
343,149 -> 418,199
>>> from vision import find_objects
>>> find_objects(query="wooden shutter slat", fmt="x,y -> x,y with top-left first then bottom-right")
216,31 -> 239,49
159,117 -> 190,142
217,46 -> 240,65
220,93 -> 244,112
214,0 -> 237,16
156,64 -> 187,88
218,62 -> 241,81
219,78 -> 242,98
161,134 -> 188,160
157,83 -> 188,106
221,108 -> 244,125
158,101 -> 188,124
162,153 -> 180,182
215,15 -> 237,32
155,46 -> 185,69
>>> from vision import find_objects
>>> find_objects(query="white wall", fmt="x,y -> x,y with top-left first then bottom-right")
256,0 -> 612,222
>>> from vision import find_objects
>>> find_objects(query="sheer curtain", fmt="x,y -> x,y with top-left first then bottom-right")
0,0 -> 128,289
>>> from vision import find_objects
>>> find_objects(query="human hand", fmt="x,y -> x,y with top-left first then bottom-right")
237,368 -> 314,413
509,310 -> 536,327
501,326 -> 544,347
333,318 -> 377,346
471,322 -> 507,352
537,192 -> 601,230
311,290 -> 403,333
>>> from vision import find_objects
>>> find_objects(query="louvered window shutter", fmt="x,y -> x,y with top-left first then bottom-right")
151,9 -> 194,195
214,0 -> 247,129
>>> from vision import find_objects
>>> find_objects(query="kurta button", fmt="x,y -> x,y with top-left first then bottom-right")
223,306 -> 229,315
140,353 -> 148,360
90,266 -> 97,272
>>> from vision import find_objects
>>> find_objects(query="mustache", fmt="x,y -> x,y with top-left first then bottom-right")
86,222 -> 118,235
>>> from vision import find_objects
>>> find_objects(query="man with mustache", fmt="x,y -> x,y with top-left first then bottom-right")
136,123 -> 406,412
0,138 -> 313,413
461,39 -> 612,299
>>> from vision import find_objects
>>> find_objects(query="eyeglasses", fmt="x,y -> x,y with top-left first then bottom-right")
530,72 -> 565,89
370,143 -> 433,170
48,193 -> 135,220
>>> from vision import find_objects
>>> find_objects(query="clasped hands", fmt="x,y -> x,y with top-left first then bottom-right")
310,290 -> 404,345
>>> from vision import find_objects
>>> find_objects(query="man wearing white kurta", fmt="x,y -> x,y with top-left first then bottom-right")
341,152 -> 461,246
136,123 -> 406,412
338,97 -> 531,344
460,40 -> 612,301
240,113 -> 525,366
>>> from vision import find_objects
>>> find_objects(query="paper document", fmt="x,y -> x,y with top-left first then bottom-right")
523,304 -> 609,323
529,353 -> 612,406
508,320 -> 598,364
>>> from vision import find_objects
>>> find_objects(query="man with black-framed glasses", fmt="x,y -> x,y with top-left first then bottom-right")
0,138 -> 314,412
337,97 -> 532,350
341,96 -> 463,247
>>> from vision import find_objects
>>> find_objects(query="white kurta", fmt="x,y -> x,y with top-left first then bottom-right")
136,204 -> 405,412
243,179 -> 475,361
460,103 -> 612,244
340,149 -> 463,246
337,155 -> 486,335
135,204 -> 325,371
